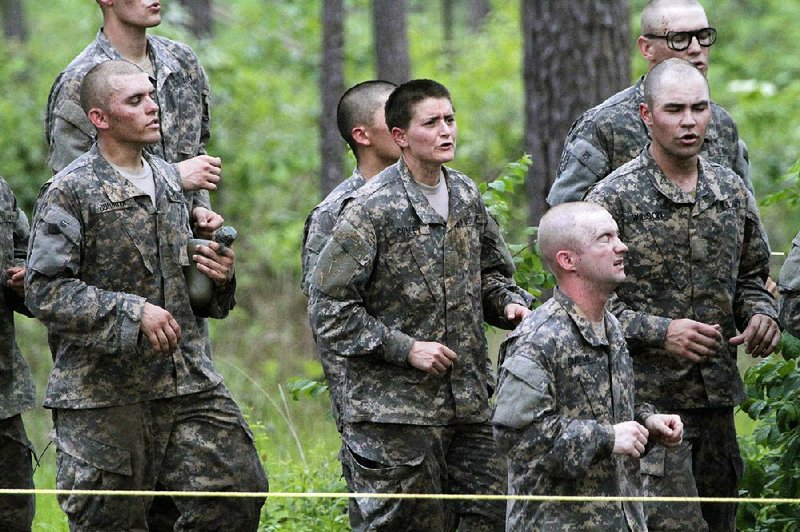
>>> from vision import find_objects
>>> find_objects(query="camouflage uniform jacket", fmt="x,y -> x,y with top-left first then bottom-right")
0,178 -> 35,420
45,28 -> 210,210
778,230 -> 800,336
586,148 -> 776,409
549,77 -> 751,205
301,168 -> 367,297
492,289 -> 651,531
308,158 -> 532,425
26,145 -> 233,409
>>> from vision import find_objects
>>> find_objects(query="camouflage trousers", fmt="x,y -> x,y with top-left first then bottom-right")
641,407 -> 741,532
0,415 -> 34,532
53,383 -> 268,531
340,421 -> 506,532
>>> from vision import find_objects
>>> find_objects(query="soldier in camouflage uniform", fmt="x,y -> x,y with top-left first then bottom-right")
493,202 -> 684,531
586,59 -> 779,531
778,236 -> 800,335
302,80 -> 400,432
0,178 -> 36,531
309,79 -> 533,531
549,0 -> 751,206
45,0 -> 222,236
26,61 -> 267,531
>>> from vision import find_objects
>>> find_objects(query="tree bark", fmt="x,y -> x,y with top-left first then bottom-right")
0,0 -> 27,43
176,0 -> 213,38
319,0 -> 346,197
373,0 -> 410,84
469,0 -> 491,32
522,0 -> 630,224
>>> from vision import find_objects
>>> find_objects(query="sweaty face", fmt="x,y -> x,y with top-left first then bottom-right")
646,6 -> 710,75
366,105 -> 401,166
643,73 -> 711,163
395,97 -> 457,170
109,0 -> 162,29
574,210 -> 628,290
105,73 -> 161,146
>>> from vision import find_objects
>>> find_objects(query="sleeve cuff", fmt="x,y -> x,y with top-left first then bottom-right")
119,294 -> 146,351
382,329 -> 415,367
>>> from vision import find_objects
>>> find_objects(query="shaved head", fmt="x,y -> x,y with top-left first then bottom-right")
337,80 -> 397,157
643,58 -> 708,106
641,0 -> 706,35
538,202 -> 611,274
80,60 -> 146,113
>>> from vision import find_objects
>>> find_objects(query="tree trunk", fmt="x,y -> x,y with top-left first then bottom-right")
0,0 -> 27,43
522,0 -> 630,225
176,0 -> 213,38
319,0 -> 345,197
469,0 -> 491,32
373,0 -> 410,84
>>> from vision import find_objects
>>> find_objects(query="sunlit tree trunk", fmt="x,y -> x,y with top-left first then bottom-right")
319,0 -> 345,197
373,0 -> 410,84
1,0 -> 27,42
522,0 -> 630,224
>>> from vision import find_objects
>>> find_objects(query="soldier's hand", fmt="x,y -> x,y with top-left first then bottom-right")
665,319 -> 722,362
504,303 -> 530,326
5,266 -> 25,297
140,302 -> 181,353
192,206 -> 224,239
192,241 -> 235,286
730,313 -> 780,358
408,341 -> 458,375
612,421 -> 649,457
644,414 -> 683,449
176,155 -> 222,192
765,276 -> 778,297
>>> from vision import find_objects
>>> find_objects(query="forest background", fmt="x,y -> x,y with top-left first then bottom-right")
2,0 -> 799,529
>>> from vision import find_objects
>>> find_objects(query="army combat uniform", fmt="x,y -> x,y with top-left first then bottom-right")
586,148 -> 777,531
492,289 -> 652,531
0,178 -> 36,531
778,231 -> 800,335
45,28 -> 211,212
301,168 -> 367,431
26,147 -> 267,531
549,77 -> 751,206
309,158 -> 532,531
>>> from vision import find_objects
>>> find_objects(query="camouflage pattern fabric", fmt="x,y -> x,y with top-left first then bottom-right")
341,421 -> 505,531
586,148 -> 776,409
301,168 -> 367,431
309,157 -> 532,426
0,177 -> 34,420
492,289 -> 652,531
586,149 -> 775,531
308,157 -> 531,530
778,229 -> 800,335
641,408 -> 739,531
26,146 -> 234,409
0,415 -> 34,532
52,384 -> 267,531
44,28 -> 210,211
0,178 -> 36,531
549,77 -> 752,205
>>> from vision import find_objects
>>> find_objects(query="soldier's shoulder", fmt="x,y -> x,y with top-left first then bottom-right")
588,155 -> 644,196
580,85 -> 640,123
149,35 -> 201,64
511,299 -> 565,344
711,100 -> 736,126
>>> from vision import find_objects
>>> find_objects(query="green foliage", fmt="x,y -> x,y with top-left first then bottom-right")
738,334 -> 800,530
287,376 -> 329,401
479,154 -> 555,299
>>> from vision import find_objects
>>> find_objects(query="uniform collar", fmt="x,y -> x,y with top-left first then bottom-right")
553,287 -> 610,348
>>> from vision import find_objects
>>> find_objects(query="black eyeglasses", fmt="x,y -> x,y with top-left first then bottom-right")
644,27 -> 717,51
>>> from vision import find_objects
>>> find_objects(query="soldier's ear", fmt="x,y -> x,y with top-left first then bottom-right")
639,102 -> 653,128
352,125 -> 370,147
391,127 -> 408,149
87,108 -> 110,131
555,250 -> 576,273
637,35 -> 656,63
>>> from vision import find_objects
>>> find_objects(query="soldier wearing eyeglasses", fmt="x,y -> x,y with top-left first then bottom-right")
548,0 -> 751,205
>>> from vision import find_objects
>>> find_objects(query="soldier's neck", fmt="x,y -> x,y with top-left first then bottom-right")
103,22 -> 149,66
650,145 -> 699,193
98,139 -> 145,172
